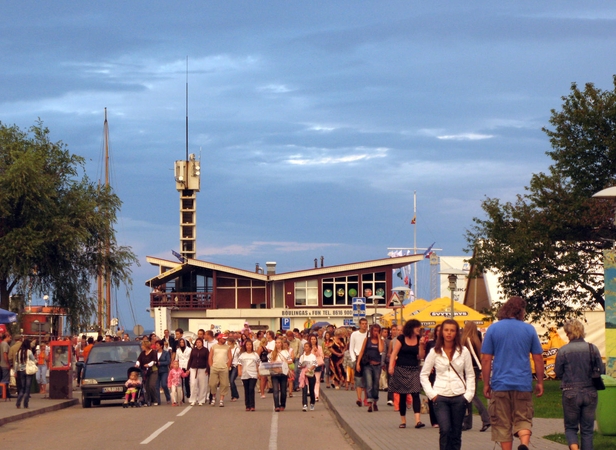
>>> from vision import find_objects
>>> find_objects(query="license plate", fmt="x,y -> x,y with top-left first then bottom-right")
102,387 -> 123,393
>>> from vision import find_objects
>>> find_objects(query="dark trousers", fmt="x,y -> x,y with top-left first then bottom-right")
434,394 -> 467,450
462,368 -> 489,429
302,375 -> 316,406
242,378 -> 257,409
271,374 -> 288,408
144,371 -> 158,405
229,366 -> 240,399
399,393 -> 421,416
156,371 -> 170,403
563,387 -> 598,450
16,371 -> 32,408
182,368 -> 191,401
75,362 -> 85,384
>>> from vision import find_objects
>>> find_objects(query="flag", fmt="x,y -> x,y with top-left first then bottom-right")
411,215 -> 416,225
423,242 -> 435,258
171,250 -> 186,263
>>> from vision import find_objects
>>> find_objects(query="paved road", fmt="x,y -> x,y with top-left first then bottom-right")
0,394 -> 356,449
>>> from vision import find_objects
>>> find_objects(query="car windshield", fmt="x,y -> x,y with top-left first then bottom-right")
88,345 -> 141,364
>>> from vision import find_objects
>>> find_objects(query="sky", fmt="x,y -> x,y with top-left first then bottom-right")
2,1 -> 616,331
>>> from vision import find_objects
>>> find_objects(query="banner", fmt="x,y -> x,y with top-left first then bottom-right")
604,250 -> 616,377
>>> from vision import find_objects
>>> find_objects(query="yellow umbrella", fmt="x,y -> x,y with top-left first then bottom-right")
410,298 -> 491,328
380,299 -> 429,327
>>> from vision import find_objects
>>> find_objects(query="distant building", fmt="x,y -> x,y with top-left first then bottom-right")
146,254 -> 423,335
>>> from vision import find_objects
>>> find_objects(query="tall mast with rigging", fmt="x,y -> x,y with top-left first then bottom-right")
98,108 -> 112,332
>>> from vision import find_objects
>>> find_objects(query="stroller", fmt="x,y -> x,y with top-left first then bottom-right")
124,367 -> 146,408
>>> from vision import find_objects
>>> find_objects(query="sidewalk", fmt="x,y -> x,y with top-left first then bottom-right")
0,390 -> 78,426
321,388 -> 568,450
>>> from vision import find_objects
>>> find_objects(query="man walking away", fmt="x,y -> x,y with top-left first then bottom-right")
481,296 -> 544,450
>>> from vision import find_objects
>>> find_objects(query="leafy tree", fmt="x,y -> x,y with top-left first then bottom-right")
466,77 -> 616,325
0,120 -> 138,332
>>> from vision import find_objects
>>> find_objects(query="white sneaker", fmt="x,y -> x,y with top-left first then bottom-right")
310,404 -> 315,411
302,405 -> 307,412
387,400 -> 394,406
190,402 -> 196,406
198,402 -> 204,406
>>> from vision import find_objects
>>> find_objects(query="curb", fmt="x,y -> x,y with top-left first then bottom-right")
0,399 -> 79,426
321,391 -> 372,450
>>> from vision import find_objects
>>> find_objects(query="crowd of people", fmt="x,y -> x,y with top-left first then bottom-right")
0,295 -> 605,450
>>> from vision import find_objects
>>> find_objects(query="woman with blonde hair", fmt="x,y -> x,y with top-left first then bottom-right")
269,337 -> 290,411
257,337 -> 269,398
460,322 -> 490,432
555,319 -> 603,450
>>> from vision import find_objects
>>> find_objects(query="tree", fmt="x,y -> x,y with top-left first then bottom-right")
0,120 -> 138,331
466,77 -> 616,325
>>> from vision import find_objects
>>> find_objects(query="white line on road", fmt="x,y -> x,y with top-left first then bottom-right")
140,421 -> 174,445
269,411 -> 278,450
177,405 -> 192,417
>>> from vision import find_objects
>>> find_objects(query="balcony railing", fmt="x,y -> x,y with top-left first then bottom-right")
150,292 -> 214,310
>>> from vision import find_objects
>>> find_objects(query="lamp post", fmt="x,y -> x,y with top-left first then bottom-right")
447,274 -> 457,319
369,295 -> 384,324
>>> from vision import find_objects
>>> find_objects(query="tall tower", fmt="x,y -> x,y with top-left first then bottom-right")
175,154 -> 200,260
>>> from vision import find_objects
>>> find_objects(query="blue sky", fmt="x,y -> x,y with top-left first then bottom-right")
2,2 -> 615,330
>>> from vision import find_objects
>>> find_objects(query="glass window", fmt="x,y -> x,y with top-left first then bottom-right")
295,280 -> 318,306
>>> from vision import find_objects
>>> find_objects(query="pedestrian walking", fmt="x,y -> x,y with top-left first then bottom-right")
421,319 -> 475,450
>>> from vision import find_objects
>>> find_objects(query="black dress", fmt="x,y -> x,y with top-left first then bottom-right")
388,335 -> 422,394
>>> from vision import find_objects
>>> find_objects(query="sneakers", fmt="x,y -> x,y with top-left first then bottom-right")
210,400 -> 216,406
302,405 -> 307,412
190,401 -> 196,406
386,400 -> 394,406
310,404 -> 315,411
518,446 -> 529,450
198,402 -> 204,406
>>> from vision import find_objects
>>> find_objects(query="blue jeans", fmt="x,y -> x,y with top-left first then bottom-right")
156,371 -> 170,403
16,371 -> 33,408
562,387 -> 597,450
434,394 -> 467,450
229,366 -> 239,399
271,374 -> 287,409
363,364 -> 381,403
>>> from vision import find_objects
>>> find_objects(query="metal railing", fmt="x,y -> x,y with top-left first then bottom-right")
150,292 -> 214,310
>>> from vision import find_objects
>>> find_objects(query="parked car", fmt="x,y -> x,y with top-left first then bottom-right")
81,341 -> 141,408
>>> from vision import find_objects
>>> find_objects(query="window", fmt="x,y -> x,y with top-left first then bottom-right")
362,272 -> 387,305
322,276 -> 359,306
295,280 -> 318,306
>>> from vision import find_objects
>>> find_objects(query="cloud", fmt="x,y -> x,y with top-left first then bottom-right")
257,84 -> 293,94
436,133 -> 495,141
199,240 -> 340,256
284,146 -> 388,165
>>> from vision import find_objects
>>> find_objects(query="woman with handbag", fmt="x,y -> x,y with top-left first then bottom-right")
16,338 -> 36,409
555,319 -> 604,450
356,324 -> 384,412
460,323 -> 490,432
389,319 -> 427,428
269,338 -> 290,411
421,319 -> 474,450
309,335 -> 324,401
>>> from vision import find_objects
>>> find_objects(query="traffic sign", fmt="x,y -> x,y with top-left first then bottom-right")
343,319 -> 355,326
281,317 -> 291,330
352,297 -> 366,321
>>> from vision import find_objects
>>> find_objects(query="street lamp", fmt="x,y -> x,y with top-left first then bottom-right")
447,274 -> 457,319
368,295 -> 384,324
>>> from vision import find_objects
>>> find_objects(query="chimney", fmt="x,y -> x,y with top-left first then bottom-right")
314,258 -> 318,268
266,261 -> 276,275
320,256 -> 324,267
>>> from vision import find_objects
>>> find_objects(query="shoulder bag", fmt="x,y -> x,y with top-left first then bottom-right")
26,355 -> 38,375
589,343 -> 605,391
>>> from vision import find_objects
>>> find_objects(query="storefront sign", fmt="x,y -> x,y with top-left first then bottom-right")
281,309 -> 353,317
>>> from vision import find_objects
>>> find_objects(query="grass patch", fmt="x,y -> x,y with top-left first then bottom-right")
544,432 -> 616,449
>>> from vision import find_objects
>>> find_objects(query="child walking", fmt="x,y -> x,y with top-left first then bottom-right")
167,360 -> 188,406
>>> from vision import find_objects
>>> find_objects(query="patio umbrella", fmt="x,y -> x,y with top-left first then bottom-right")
0,308 -> 17,325
310,321 -> 331,330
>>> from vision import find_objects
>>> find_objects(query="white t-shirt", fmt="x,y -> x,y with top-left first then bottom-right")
349,330 -> 367,362
299,353 -> 317,368
238,352 -> 260,379
268,350 -> 290,375
266,340 -> 276,352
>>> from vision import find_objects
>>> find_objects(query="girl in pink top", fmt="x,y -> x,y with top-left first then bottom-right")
167,360 -> 188,405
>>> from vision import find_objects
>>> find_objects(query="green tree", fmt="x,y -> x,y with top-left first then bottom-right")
466,77 -> 616,324
0,120 -> 138,331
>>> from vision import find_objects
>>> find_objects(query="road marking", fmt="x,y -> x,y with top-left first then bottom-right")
269,411 -> 278,450
177,405 -> 192,416
140,421 -> 174,445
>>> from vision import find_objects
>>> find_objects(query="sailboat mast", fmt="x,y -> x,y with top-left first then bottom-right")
413,191 -> 417,294
104,108 -> 111,331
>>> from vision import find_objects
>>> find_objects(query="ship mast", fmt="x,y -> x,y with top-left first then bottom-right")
98,108 -> 112,332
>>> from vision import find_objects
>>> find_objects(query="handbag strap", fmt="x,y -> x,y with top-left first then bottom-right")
467,338 -> 482,370
449,359 -> 466,389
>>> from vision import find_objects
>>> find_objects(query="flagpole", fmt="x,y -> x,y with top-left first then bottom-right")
413,191 -> 417,297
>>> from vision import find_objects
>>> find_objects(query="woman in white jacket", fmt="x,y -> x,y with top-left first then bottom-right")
420,319 -> 474,450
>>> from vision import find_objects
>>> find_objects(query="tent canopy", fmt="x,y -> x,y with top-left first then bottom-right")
410,298 -> 491,328
380,299 -> 429,327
